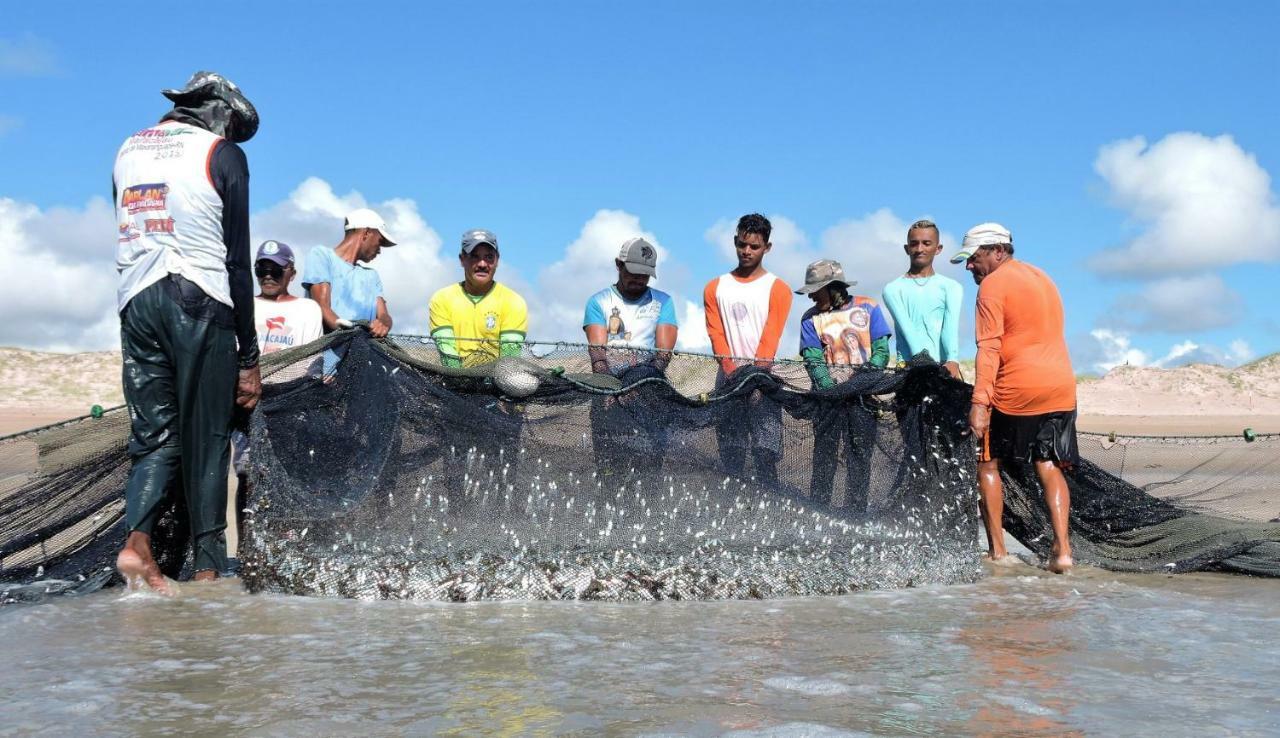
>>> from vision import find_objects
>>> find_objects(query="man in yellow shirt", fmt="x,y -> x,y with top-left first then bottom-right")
429,229 -> 528,367
429,229 -> 530,512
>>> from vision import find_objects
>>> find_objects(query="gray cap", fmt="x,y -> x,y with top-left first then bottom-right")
617,237 -> 657,277
795,259 -> 853,294
461,228 -> 499,255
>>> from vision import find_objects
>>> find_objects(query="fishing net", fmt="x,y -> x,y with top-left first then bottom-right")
3,328 -> 1278,605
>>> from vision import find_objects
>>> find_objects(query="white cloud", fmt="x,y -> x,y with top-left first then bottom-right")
0,196 -> 118,352
1076,328 -> 1254,374
252,177 -> 449,336
1091,132 -> 1280,275
1150,338 -> 1254,368
0,33 -> 60,77
1109,274 -> 1244,333
1080,328 -> 1150,374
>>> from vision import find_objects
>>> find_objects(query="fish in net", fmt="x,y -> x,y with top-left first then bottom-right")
3,329 -> 1279,604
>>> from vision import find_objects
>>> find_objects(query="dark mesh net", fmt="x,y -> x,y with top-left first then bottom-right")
3,328 -> 1279,605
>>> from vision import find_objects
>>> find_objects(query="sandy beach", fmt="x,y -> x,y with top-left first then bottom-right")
5,345 -> 1279,437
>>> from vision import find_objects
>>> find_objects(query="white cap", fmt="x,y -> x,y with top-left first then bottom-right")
950,222 -> 1011,263
343,208 -> 397,246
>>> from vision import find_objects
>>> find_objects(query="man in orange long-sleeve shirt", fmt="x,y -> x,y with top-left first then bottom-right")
952,222 -> 1076,573
704,213 -> 793,485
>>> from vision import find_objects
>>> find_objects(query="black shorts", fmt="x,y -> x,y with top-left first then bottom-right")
983,408 -> 1079,466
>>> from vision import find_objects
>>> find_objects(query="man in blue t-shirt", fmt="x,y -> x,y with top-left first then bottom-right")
582,236 -> 679,372
881,219 -> 963,378
301,207 -> 396,337
582,237 -> 679,484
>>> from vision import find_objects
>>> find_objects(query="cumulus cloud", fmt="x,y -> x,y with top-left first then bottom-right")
0,33 -> 61,77
1075,328 -> 1254,374
0,196 -> 118,351
252,177 -> 449,335
1108,274 -> 1244,333
1091,132 -> 1280,275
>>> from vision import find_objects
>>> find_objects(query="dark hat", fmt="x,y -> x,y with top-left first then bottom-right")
255,240 -> 295,266
162,71 -> 259,143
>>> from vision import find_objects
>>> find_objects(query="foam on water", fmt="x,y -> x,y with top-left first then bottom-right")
2,563 -> 1278,736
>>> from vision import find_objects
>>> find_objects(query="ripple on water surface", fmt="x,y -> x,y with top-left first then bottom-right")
1,570 -> 1279,736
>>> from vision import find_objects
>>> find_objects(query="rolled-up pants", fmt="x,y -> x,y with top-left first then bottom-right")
121,277 -> 237,573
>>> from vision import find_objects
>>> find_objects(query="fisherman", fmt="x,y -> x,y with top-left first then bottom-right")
583,237 -> 679,482
796,259 -> 892,508
881,219 -> 964,378
429,229 -> 527,367
429,229 -> 529,509
253,240 -> 323,355
704,213 -> 793,486
113,71 -> 261,592
230,240 -> 324,541
301,208 -> 396,337
954,223 -> 1076,573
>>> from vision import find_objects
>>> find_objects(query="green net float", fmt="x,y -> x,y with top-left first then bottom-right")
90,404 -> 104,419
1243,428 -> 1256,443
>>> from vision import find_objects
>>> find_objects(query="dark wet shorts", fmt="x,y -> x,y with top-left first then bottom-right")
982,408 -> 1079,466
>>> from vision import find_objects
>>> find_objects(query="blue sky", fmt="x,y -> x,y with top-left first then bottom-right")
2,1 -> 1278,371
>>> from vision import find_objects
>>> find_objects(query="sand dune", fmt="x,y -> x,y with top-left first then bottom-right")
3,346 -> 1278,436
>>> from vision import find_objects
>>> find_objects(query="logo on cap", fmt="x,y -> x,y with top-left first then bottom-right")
262,241 -> 280,255
640,245 -> 655,261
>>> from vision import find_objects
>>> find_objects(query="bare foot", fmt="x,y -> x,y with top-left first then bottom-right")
1048,553 -> 1074,574
192,570 -> 219,583
983,553 -> 1019,568
116,545 -> 173,596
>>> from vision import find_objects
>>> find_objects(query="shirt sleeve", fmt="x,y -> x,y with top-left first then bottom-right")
939,279 -> 963,363
428,291 -> 460,366
755,278 -> 793,361
869,303 -> 892,342
210,140 -> 257,368
973,282 -> 1004,407
703,279 -> 733,372
657,293 -> 678,326
301,247 -> 331,292
799,310 -> 821,352
583,293 -> 606,327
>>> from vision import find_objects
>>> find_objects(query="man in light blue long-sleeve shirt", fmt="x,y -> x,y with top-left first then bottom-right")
881,219 -> 964,379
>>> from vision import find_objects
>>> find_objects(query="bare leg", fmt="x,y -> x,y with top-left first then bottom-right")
116,531 -> 173,595
1034,460 -> 1073,573
977,459 -> 1008,561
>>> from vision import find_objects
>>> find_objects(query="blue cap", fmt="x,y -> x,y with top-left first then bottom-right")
256,240 -> 295,266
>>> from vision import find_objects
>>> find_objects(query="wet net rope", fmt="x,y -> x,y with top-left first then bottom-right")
2,329 -> 1278,603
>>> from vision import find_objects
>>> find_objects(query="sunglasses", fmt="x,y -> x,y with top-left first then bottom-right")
254,261 -> 287,279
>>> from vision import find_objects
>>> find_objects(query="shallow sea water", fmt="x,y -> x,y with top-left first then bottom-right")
2,563 -> 1278,737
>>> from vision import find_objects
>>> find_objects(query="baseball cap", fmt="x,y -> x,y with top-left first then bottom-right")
617,237 -> 657,277
795,259 -> 854,294
344,208 -> 397,246
255,240 -> 295,266
950,222 -> 1012,263
461,229 -> 499,255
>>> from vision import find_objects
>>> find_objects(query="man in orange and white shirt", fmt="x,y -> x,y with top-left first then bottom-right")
954,222 -> 1077,573
703,213 -> 793,485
